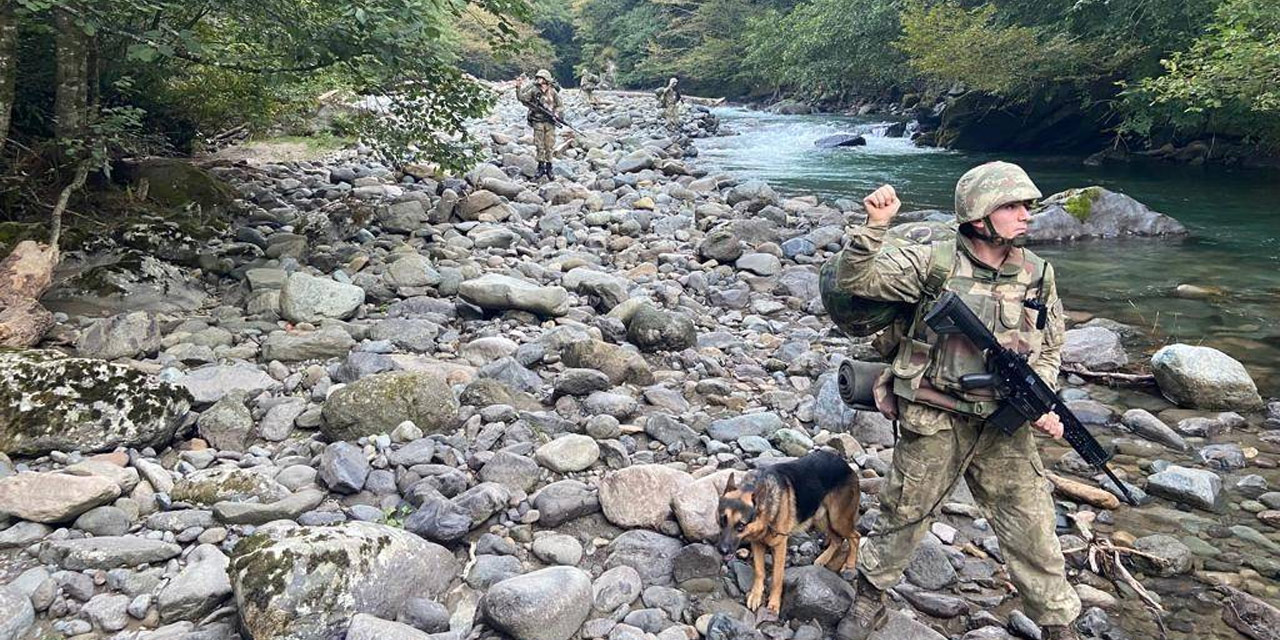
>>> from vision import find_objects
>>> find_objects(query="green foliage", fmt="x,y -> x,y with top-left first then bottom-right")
1062,187 -> 1100,222
745,0 -> 910,99
896,1 -> 1100,99
355,68 -> 497,173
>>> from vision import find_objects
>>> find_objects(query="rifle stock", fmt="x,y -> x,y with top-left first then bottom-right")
924,292 -> 1138,506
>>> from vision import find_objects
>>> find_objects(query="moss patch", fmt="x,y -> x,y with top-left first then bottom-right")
1063,186 -> 1103,222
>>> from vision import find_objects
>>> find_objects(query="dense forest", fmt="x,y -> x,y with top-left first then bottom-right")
0,0 -> 1276,223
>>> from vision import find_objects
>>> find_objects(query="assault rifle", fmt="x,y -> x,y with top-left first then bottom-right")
924,292 -> 1138,506
524,97 -> 585,135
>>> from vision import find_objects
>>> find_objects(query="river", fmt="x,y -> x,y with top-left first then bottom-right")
695,107 -> 1280,395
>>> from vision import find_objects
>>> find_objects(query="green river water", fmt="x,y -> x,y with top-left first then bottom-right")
695,108 -> 1280,396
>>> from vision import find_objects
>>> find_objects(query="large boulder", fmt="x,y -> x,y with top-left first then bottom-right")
458,273 -> 569,317
1028,187 -> 1187,243
814,134 -> 866,148
321,370 -> 459,441
726,180 -> 778,212
1151,344 -> 1263,411
0,585 -> 35,640
230,522 -> 458,640
157,544 -> 233,622
1146,465 -> 1222,511
598,464 -> 693,529
280,272 -> 365,323
0,350 -> 189,456
0,472 -> 120,523
672,469 -> 738,541
481,567 -> 593,640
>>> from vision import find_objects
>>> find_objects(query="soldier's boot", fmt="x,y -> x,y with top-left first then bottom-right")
544,162 -> 555,179
837,572 -> 888,640
1042,626 -> 1081,640
535,162 -> 549,181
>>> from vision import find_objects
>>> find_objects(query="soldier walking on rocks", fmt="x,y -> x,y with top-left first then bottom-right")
517,69 -> 563,181
579,68 -> 600,107
835,162 -> 1083,640
655,77 -> 682,131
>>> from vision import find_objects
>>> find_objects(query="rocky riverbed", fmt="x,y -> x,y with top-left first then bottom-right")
1,87 -> 1278,640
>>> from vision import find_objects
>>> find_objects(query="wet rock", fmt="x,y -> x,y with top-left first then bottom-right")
1028,187 -> 1187,243
1151,344 -> 1263,411
321,370 -> 459,440
1146,465 -> 1222,511
230,522 -> 458,640
782,565 -> 855,625
1062,327 -> 1127,371
482,568 -> 592,640
814,134 -> 866,148
404,498 -> 472,544
1120,409 -> 1187,451
904,538 -> 957,590
0,350 -> 190,456
1131,534 -> 1193,577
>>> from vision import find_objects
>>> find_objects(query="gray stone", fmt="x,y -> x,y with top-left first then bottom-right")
1131,534 -> 1192,577
404,497 -> 473,544
0,585 -> 34,640
212,488 -> 326,525
554,369 -> 612,397
0,521 -> 51,548
157,544 -> 232,622
564,267 -> 629,311
399,598 -> 450,634
1151,344 -> 1263,410
735,253 -> 781,276
281,271 -> 365,323
626,305 -> 696,353
230,522 -> 459,640
197,390 -> 254,452
458,273 -> 569,317
562,339 -> 653,386
782,566 -> 854,625
389,438 -> 437,467
466,554 -> 523,589
532,533 -> 584,566
1029,187 -> 1187,243
1147,465 -> 1222,511
482,567 -> 593,640
0,350 -> 190,456
172,466 -> 289,506
319,442 -> 371,494
480,451 -> 541,493
1062,326 -> 1127,371
904,539 -> 957,590
452,482 -> 511,526
321,370 -> 459,440
605,530 -> 683,586
594,565 -> 643,612
380,200 -> 428,233
77,311 -> 161,360
74,505 -> 131,536
707,413 -> 784,442
536,434 -> 601,473
259,398 -> 307,442
384,253 -> 442,289
370,318 -> 440,352
262,325 -> 356,362
41,536 -> 180,570
348,613 -> 434,640
1120,409 -> 1188,451
180,363 -> 278,404
533,480 -> 599,527
83,593 -> 131,632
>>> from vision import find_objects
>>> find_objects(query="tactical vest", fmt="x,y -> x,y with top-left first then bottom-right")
890,240 -> 1052,418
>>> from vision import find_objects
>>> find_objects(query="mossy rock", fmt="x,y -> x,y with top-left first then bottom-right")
230,522 -> 459,640
0,349 -> 191,456
1062,186 -> 1103,222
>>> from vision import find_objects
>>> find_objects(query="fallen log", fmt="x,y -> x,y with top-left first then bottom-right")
1061,363 -> 1157,387
0,240 -> 60,348
1047,472 -> 1121,510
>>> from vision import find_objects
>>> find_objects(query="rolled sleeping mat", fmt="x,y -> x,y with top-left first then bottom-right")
837,360 -> 889,411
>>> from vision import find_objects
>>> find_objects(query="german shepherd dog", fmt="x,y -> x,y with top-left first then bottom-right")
717,449 -> 862,615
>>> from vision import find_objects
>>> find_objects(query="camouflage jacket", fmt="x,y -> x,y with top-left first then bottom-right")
518,83 -> 562,124
835,222 -> 1065,425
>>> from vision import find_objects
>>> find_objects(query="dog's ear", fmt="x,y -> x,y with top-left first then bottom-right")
725,474 -> 736,492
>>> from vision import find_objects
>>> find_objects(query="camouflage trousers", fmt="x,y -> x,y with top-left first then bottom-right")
532,121 -> 556,163
663,104 -> 680,129
859,402 -> 1081,627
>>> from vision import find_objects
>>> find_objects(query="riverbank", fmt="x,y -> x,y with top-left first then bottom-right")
0,88 -> 1277,640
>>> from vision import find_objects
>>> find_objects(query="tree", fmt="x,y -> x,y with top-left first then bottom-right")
0,1 -> 16,154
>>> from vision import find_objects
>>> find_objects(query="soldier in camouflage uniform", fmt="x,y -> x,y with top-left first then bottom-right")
579,69 -> 600,107
655,77 -> 682,130
517,69 -> 563,181
836,162 -> 1082,640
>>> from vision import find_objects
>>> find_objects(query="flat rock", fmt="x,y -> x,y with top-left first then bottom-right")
458,273 -> 569,317
598,464 -> 693,529
0,472 -> 121,523
41,536 -> 181,570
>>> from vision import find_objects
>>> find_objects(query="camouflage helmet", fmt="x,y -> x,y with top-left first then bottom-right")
953,161 -> 1042,224
534,69 -> 554,82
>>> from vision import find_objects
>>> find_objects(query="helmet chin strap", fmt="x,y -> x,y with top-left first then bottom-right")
974,216 -> 1026,248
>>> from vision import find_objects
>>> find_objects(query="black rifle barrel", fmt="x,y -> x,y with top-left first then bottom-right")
924,292 -> 1138,506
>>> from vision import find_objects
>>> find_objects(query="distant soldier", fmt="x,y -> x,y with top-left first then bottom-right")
655,77 -> 682,130
579,69 -> 600,106
603,59 -> 619,90
516,69 -> 562,181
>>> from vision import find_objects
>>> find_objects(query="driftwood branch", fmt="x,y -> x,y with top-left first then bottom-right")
1061,363 -> 1157,386
0,240 -> 60,348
